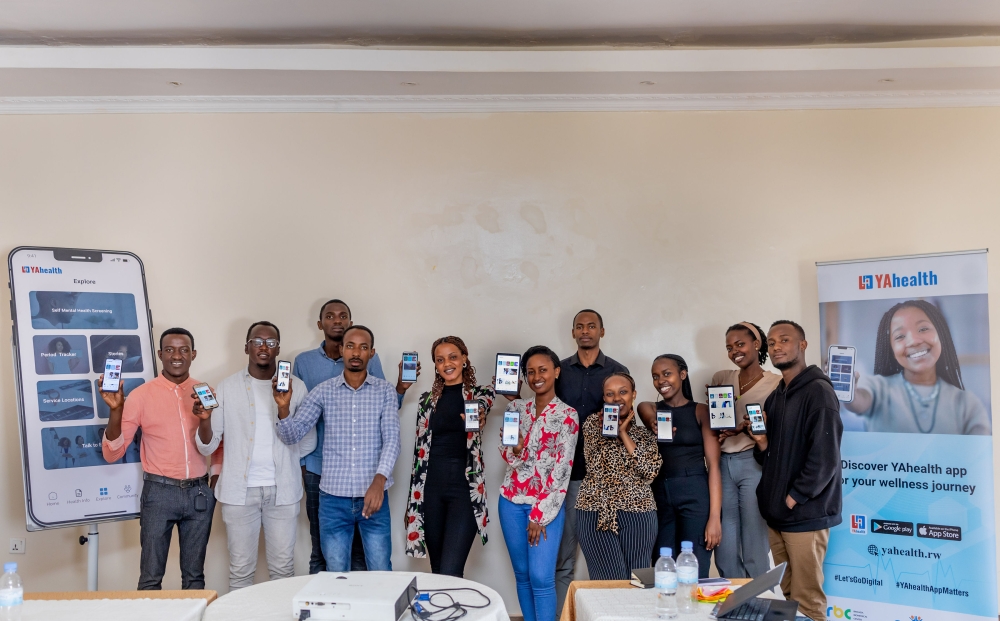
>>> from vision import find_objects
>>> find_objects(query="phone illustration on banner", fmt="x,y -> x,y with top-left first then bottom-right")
494,353 -> 521,396
602,404 -> 620,437
707,385 -> 737,430
828,345 -> 856,402
401,351 -> 418,383
101,359 -> 123,393
501,403 -> 520,446
276,360 -> 292,393
656,404 -> 673,442
464,400 -> 480,432
193,383 -> 219,410
747,403 -> 766,435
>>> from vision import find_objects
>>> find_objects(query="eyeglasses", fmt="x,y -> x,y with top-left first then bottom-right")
247,338 -> 279,349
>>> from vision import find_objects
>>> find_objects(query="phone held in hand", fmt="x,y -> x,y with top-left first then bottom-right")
747,402 -> 766,434
276,360 -> 292,393
707,385 -> 737,430
501,402 -> 520,446
401,351 -> 418,383
494,353 -> 521,396
193,383 -> 219,410
602,404 -> 620,437
464,400 -> 480,432
828,345 -> 857,402
656,403 -> 673,442
101,358 -> 123,393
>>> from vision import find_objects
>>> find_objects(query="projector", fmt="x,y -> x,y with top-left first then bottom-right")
292,571 -> 418,621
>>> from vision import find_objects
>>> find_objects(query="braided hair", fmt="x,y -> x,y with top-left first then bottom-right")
725,322 -> 769,365
429,336 -> 478,404
653,354 -> 694,400
604,371 -> 636,392
873,299 -> 963,390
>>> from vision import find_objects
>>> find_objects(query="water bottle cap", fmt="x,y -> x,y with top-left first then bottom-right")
660,547 -> 672,557
3,563 -> 15,573
681,541 -> 693,551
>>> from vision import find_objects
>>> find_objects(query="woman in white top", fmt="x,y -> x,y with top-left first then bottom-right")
711,322 -> 781,579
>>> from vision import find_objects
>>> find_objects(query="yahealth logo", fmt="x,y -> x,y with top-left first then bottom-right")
858,270 -> 937,290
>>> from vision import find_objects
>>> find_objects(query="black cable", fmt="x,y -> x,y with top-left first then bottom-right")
410,587 -> 491,621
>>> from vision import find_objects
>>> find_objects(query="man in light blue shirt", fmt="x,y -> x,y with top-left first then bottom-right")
279,325 -> 401,572
292,299 -> 417,572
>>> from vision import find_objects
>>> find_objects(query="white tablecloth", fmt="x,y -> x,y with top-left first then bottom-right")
20,598 -> 206,621
203,572 -> 510,621
575,585 -> 782,621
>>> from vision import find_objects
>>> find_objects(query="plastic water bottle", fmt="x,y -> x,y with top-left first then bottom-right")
654,547 -> 678,619
676,541 -> 699,614
0,562 -> 23,621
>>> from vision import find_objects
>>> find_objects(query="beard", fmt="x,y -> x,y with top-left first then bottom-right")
773,358 -> 799,371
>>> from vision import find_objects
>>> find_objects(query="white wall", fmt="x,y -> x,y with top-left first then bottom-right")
1,109 -> 999,613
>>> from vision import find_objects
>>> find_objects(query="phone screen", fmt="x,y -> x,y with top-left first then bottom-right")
194,383 -> 219,410
101,359 -> 123,393
276,361 -> 292,393
707,385 -> 737,430
602,404 -> 620,437
747,403 -> 766,434
464,400 -> 480,432
401,352 -> 418,383
829,346 -> 856,402
501,403 -> 520,446
494,353 -> 521,395
9,247 -> 155,528
656,405 -> 673,442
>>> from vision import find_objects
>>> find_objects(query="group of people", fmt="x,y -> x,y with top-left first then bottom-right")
99,301 -> 844,621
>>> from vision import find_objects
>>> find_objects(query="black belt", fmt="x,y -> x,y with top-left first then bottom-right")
143,472 -> 208,489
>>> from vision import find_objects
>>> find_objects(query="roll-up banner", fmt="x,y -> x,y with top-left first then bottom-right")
817,249 -> 997,621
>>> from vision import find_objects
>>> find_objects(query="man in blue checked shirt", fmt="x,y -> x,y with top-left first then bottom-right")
277,325 -> 401,571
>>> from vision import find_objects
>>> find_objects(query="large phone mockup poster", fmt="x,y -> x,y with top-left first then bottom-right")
8,248 -> 155,529
817,250 -> 997,621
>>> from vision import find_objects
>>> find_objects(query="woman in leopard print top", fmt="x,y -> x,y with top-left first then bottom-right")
575,372 -> 662,580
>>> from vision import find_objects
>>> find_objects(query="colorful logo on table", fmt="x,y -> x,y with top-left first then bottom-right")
827,606 -> 851,620
858,271 -> 937,290
850,514 -> 867,535
21,266 -> 62,274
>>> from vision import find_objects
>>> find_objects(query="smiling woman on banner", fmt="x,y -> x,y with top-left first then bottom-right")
843,299 -> 990,435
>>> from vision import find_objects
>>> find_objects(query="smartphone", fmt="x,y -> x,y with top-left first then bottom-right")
747,403 -> 766,435
494,353 -> 521,396
828,345 -> 857,402
656,404 -> 673,442
276,360 -> 292,393
707,385 -> 737,430
501,402 -> 521,446
401,351 -> 418,383
101,358 -> 123,393
193,383 -> 219,410
602,404 -> 620,438
465,400 -> 480,432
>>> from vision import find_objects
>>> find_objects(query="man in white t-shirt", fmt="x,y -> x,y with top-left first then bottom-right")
193,321 -> 316,589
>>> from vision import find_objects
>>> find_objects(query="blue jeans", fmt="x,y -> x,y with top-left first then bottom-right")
498,498 -> 565,621
318,491 -> 392,572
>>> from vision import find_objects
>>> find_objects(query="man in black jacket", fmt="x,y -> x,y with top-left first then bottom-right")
746,320 -> 842,621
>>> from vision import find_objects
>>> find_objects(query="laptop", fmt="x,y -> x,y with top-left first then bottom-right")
712,563 -> 798,621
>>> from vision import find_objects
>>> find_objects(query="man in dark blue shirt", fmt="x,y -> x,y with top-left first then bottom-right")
554,309 -> 628,614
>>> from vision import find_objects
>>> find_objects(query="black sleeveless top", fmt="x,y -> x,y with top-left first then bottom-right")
430,383 -> 468,461
655,401 -> 707,479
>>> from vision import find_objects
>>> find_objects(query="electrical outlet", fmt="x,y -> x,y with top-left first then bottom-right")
9,538 -> 25,554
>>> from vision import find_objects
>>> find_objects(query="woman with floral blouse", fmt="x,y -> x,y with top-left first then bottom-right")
575,372 -> 662,580
403,336 -> 495,577
499,345 -> 579,621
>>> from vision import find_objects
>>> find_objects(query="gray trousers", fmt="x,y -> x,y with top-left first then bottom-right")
220,486 -> 299,589
555,479 -> 582,617
716,450 -> 771,579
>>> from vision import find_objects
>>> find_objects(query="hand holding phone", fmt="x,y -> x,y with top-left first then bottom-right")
494,353 -> 522,396
707,385 -> 737,430
276,360 -> 292,393
192,383 -> 219,416
464,400 -> 481,432
602,404 -> 620,438
401,352 -> 418,383
746,403 -> 766,435
502,402 -> 521,446
101,358 -> 123,393
656,404 -> 673,442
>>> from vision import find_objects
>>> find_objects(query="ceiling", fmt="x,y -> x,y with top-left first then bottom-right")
3,0 -> 1000,47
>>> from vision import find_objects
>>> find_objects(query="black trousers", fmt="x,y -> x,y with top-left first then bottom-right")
138,478 -> 215,590
653,470 -> 712,578
577,509 -> 658,580
304,469 -> 367,573
423,457 -> 477,577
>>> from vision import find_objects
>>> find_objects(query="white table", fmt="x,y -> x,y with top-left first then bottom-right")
20,598 -> 206,621
204,572 -> 510,621
575,584 -> 783,621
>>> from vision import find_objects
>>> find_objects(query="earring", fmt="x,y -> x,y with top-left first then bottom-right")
463,363 -> 467,368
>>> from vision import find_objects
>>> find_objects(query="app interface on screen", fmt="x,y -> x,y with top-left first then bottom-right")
195,384 -> 218,407
495,355 -> 519,392
101,359 -> 122,391
657,409 -> 672,439
277,363 -> 291,390
502,408 -> 520,444
830,352 -> 855,395
602,406 -> 619,435
402,353 -> 418,381
708,386 -> 736,426
11,249 -> 153,527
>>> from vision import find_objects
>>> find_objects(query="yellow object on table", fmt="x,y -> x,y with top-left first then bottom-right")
695,586 -> 732,603
560,579 -> 751,621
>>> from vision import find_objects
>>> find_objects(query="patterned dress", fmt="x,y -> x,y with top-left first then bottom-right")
404,384 -> 495,558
